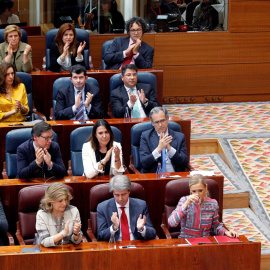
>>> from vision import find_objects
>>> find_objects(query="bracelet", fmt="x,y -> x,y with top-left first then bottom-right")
115,159 -> 120,162
99,160 -> 105,166
73,231 -> 80,236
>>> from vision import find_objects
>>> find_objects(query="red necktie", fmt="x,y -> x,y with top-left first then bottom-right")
120,207 -> 130,240
121,44 -> 134,69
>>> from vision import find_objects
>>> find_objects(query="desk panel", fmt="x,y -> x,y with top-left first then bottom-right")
0,238 -> 261,270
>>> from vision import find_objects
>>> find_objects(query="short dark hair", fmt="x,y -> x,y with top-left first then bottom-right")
0,0 -> 14,15
31,122 -> 52,137
69,64 -> 87,77
85,119 -> 114,151
121,64 -> 138,76
126,17 -> 147,35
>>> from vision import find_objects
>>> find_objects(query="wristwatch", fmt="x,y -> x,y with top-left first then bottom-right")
99,160 -> 105,166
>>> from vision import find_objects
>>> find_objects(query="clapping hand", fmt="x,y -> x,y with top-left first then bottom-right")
85,92 -> 93,108
132,39 -> 141,54
77,41 -> 86,56
23,44 -> 32,56
138,89 -> 146,103
128,90 -> 137,105
73,220 -> 81,235
136,214 -> 146,231
157,133 -> 173,152
111,212 -> 120,230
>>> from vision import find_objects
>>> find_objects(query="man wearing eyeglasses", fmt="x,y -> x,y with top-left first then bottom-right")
111,64 -> 159,118
104,17 -> 154,70
17,122 -> 66,180
139,107 -> 188,173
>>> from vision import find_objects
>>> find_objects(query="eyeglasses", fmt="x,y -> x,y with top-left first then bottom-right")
40,135 -> 54,141
129,29 -> 142,33
152,119 -> 167,125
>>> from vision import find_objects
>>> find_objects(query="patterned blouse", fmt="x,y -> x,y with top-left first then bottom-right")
168,196 -> 226,238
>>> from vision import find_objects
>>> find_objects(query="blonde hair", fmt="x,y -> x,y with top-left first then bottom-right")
4,25 -> 22,42
189,174 -> 210,197
39,182 -> 73,213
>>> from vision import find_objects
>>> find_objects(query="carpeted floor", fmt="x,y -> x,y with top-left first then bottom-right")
165,102 -> 270,253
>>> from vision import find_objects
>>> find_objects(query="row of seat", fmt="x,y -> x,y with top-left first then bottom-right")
3,121 -> 182,179
13,177 -> 220,245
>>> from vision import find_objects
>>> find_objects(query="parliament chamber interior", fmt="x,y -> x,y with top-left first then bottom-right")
0,0 -> 269,269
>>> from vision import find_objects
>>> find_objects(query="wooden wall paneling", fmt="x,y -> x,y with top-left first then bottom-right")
229,1 -> 270,33
161,63 -> 270,103
154,32 -> 270,66
28,36 -> 46,70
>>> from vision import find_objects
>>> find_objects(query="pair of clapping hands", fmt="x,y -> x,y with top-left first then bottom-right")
111,212 -> 146,232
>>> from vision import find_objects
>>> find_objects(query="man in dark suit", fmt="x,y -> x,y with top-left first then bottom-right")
140,107 -> 188,173
97,175 -> 156,241
111,64 -> 159,118
104,17 -> 154,70
17,122 -> 66,180
55,64 -> 103,120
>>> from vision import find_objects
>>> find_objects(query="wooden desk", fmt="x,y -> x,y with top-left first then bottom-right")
30,70 -> 163,119
0,237 -> 261,270
0,173 -> 222,240
0,117 -> 191,174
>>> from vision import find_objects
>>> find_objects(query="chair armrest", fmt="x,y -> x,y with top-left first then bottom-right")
160,213 -> 172,239
49,107 -> 54,121
86,219 -> 97,242
67,160 -> 73,176
128,155 -> 140,174
16,221 -> 26,245
107,103 -> 114,118
2,162 -> 8,179
33,100 -> 47,120
6,232 -> 15,246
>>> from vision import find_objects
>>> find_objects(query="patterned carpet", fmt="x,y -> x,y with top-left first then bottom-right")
165,102 -> 270,253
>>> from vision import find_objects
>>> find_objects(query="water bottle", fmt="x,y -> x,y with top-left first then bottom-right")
156,162 -> 162,178
108,233 -> 116,249
42,56 -> 46,71
89,56 -> 94,70
124,107 -> 130,122
33,232 -> 41,253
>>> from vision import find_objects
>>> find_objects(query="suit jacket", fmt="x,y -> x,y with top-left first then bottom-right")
111,83 -> 159,118
0,41 -> 33,72
55,83 -> 104,120
139,128 -> 188,173
97,197 -> 156,241
17,139 -> 66,179
104,37 -> 154,70
49,42 -> 85,72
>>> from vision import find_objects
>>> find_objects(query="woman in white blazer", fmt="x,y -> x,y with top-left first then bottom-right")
82,119 -> 125,178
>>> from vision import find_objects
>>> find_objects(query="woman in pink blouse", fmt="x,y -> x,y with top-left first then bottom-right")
168,174 -> 238,238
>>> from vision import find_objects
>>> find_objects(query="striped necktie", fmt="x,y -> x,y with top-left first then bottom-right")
75,91 -> 84,120
130,88 -> 140,118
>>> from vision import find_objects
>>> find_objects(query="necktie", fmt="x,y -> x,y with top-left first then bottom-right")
121,44 -> 134,69
120,207 -> 130,241
161,148 -> 167,173
130,88 -> 140,118
75,91 -> 84,120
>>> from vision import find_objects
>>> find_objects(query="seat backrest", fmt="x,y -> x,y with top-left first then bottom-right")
18,184 -> 74,244
0,28 -> 27,43
110,72 -> 157,96
17,72 -> 33,117
131,121 -> 181,171
70,126 -> 122,176
5,128 -> 58,179
101,40 -> 113,70
186,1 -> 200,28
89,182 -> 145,237
52,77 -> 99,119
163,178 -> 220,238
45,28 -> 90,71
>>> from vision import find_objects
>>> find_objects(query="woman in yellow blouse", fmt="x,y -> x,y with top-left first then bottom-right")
0,62 -> 29,122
